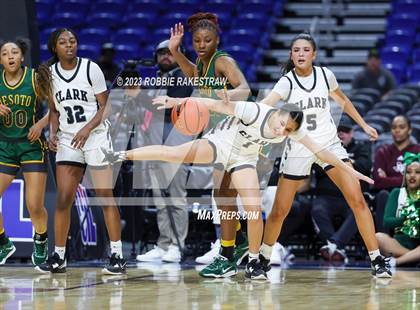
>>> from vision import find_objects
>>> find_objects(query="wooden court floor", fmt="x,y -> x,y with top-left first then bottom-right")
0,263 -> 418,309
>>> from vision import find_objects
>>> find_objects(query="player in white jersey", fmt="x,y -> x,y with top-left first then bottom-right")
35,29 -> 125,275
105,94 -> 373,280
259,33 -> 392,278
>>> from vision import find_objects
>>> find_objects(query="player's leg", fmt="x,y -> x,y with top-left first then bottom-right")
0,171 -> 18,264
22,171 -> 48,266
231,167 -> 266,280
36,164 -> 85,273
126,139 -> 214,164
326,165 -> 392,277
199,169 -> 240,278
260,176 -> 303,271
18,140 -> 49,265
89,165 -> 126,275
55,165 -> 85,247
214,170 -> 247,264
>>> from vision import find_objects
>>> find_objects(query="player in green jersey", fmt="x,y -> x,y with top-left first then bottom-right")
169,12 -> 253,278
0,38 -> 49,266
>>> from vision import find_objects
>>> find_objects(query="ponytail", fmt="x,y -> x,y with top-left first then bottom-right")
35,64 -> 53,105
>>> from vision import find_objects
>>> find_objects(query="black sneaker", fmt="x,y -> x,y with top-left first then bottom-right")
102,253 -> 127,275
245,259 -> 267,280
371,256 -> 392,278
259,254 -> 271,273
35,252 -> 66,274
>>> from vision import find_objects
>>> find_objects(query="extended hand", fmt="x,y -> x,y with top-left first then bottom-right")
101,147 -> 127,164
363,124 -> 378,141
353,170 -> 374,184
169,23 -> 184,52
152,96 -> 180,110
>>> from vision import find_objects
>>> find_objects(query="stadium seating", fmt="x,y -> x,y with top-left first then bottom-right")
35,0 -> 279,83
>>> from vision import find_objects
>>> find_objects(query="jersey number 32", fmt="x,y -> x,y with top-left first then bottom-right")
64,105 -> 87,124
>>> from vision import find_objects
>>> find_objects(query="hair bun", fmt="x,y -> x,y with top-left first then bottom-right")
187,12 -> 219,30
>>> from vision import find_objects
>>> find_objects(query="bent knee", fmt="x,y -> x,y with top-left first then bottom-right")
269,206 -> 290,221
375,232 -> 387,241
347,195 -> 367,211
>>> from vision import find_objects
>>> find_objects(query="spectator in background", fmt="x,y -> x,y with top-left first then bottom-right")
124,40 -> 193,263
311,117 -> 372,263
352,48 -> 396,98
376,153 -> 420,267
97,43 -> 120,87
374,116 -> 420,191
374,115 -> 420,232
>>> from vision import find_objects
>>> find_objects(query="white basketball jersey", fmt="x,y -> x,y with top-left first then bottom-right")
283,66 -> 337,146
51,58 -> 106,135
205,102 -> 304,157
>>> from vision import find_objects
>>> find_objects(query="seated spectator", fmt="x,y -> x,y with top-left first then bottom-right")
311,117 -> 371,263
97,43 -> 120,87
374,116 -> 420,232
376,153 -> 420,267
352,48 -> 396,98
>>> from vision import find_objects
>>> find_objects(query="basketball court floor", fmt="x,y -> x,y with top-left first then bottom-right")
0,261 -> 418,309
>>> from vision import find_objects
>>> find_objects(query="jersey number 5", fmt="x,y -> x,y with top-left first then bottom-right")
64,105 -> 87,124
306,114 -> 317,131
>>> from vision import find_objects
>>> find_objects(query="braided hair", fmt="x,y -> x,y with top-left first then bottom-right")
187,12 -> 220,35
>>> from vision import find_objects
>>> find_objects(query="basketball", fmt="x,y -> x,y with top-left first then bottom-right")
171,98 -> 210,136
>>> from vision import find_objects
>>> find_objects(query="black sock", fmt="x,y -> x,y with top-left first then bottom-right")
221,246 -> 234,261
0,231 -> 8,245
235,229 -> 245,245
34,231 -> 48,242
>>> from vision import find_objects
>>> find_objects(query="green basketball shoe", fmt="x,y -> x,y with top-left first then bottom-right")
0,239 -> 16,264
199,255 -> 238,278
32,239 -> 48,266
233,238 -> 249,266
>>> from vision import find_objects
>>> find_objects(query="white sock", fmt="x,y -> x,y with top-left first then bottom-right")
260,243 -> 273,260
249,252 -> 259,262
110,240 -> 123,258
55,246 -> 66,260
369,249 -> 381,261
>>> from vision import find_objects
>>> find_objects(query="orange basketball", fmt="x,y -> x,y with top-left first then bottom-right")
171,98 -> 210,136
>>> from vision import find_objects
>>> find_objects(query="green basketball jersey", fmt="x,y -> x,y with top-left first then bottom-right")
196,50 -> 235,128
0,67 -> 38,141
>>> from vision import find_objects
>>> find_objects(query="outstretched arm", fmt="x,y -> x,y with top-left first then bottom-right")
168,23 -> 196,78
214,56 -> 251,101
330,88 -> 378,141
298,135 -> 374,184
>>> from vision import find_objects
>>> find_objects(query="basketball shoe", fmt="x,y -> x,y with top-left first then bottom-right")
199,255 -> 237,278
0,239 -> 16,264
35,252 -> 66,273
